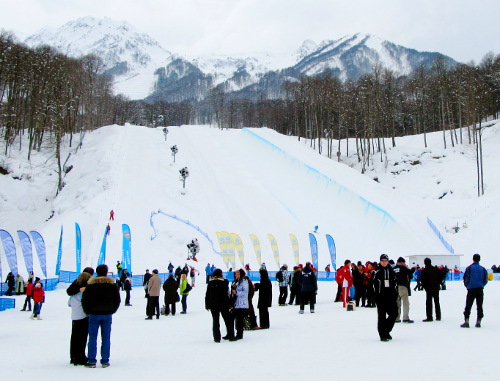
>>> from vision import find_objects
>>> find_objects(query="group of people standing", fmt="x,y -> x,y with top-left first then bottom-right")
204,262 -> 319,343
334,254 -> 488,342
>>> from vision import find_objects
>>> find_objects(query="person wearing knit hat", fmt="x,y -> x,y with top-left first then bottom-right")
421,257 -> 442,322
372,254 -> 398,341
394,256 -> 415,323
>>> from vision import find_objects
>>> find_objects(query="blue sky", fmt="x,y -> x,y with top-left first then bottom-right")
1,0 -> 498,63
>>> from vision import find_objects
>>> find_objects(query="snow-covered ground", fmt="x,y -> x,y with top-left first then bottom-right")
1,280 -> 499,379
2,121 -> 500,378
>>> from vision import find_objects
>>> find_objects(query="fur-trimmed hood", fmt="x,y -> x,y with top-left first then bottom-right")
87,276 -> 116,285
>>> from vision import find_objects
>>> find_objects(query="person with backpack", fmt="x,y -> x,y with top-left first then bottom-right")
276,264 -> 290,306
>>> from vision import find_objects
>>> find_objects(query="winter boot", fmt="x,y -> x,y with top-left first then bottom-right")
30,314 -> 35,320
36,315 -> 42,320
475,319 -> 481,328
460,319 -> 469,328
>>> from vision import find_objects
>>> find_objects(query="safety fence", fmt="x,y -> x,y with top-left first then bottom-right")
0,297 -> 15,311
426,217 -> 455,254
0,277 -> 58,297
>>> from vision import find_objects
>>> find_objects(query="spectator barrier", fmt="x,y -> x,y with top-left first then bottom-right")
0,297 -> 15,311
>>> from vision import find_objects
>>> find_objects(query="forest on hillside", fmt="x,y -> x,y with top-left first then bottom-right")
1,31 -> 499,182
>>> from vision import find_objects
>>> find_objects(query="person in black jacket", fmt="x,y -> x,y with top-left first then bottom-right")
420,257 -> 442,322
394,257 -> 415,323
163,274 -> 179,315
372,254 -> 398,342
288,266 -> 301,305
205,269 -> 235,342
255,269 -> 272,329
81,264 -> 121,368
66,267 -> 95,296
299,262 -> 318,314
5,272 -> 15,296
143,269 -> 151,298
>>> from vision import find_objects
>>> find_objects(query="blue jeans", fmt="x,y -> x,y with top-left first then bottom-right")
33,302 -> 43,316
87,314 -> 112,365
181,294 -> 188,312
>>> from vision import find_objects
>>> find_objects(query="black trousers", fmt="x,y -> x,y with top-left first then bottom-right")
233,309 -> 246,338
425,290 -> 441,320
165,302 -> 176,315
300,291 -> 315,311
210,308 -> 234,341
464,288 -> 484,320
22,295 -> 32,310
289,286 -> 301,305
278,286 -> 288,305
334,284 -> 342,302
70,317 -> 89,364
147,296 -> 160,318
125,290 -> 131,305
259,307 -> 270,328
355,285 -> 366,306
375,295 -> 397,339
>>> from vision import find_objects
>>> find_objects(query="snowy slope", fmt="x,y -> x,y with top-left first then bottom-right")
5,122 -> 499,279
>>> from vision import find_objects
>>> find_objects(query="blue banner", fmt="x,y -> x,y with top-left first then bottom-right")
30,231 -> 47,277
0,229 -> 17,277
122,224 -> 132,273
308,233 -> 318,271
55,226 -> 63,275
326,234 -> 337,270
75,223 -> 81,273
97,227 -> 107,266
17,230 -> 33,274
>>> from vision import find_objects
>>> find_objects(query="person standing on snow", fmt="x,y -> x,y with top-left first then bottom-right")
460,254 -> 488,328
205,263 -> 212,284
232,269 -> 250,340
205,269 -> 235,342
21,278 -> 34,311
394,257 -> 415,323
146,269 -> 161,319
421,257 -> 442,322
299,262 -> 318,314
276,264 -> 290,306
373,254 -> 398,342
5,272 -> 15,296
31,278 -> 45,320
143,269 -> 152,298
109,210 -> 114,221
255,269 -> 272,329
336,260 -> 353,308
68,271 -> 92,366
81,264 -> 121,368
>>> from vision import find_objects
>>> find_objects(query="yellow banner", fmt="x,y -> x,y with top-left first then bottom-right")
231,233 -> 245,267
249,234 -> 262,265
216,232 -> 230,269
267,234 -> 280,269
289,234 -> 300,265
222,231 -> 236,270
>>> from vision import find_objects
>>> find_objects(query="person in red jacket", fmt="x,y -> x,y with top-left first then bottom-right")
31,278 -> 45,320
336,260 -> 353,307
21,279 -> 34,311
109,210 -> 114,221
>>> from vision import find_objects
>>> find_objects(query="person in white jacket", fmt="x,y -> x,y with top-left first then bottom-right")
68,272 -> 92,366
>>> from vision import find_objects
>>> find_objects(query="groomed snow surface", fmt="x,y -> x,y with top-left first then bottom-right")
1,281 -> 499,379
1,121 -> 500,378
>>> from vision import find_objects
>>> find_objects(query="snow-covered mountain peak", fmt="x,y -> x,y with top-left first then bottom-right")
25,16 -> 175,100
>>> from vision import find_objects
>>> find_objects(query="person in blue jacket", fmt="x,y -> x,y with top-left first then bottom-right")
460,254 -> 488,328
205,263 -> 213,284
